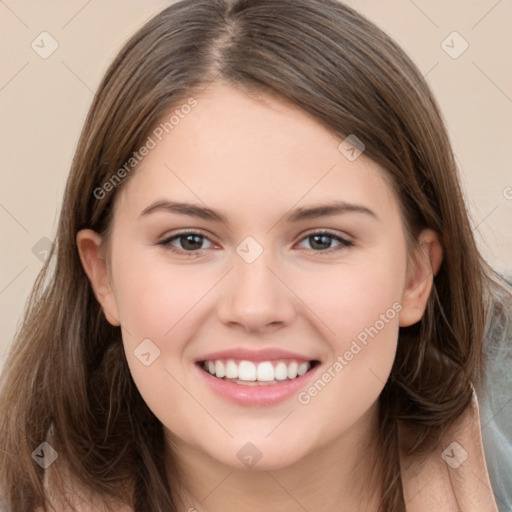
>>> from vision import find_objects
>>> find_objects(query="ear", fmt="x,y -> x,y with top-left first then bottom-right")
399,229 -> 443,327
76,229 -> 120,326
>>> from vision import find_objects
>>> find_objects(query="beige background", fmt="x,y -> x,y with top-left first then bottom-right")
1,0 -> 511,370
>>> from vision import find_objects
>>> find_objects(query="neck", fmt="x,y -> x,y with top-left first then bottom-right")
168,402 -> 383,512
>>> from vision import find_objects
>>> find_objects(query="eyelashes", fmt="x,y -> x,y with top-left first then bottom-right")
157,229 -> 354,257
296,231 -> 353,252
158,231 -> 213,257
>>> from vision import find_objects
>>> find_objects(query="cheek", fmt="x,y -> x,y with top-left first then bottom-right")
111,246 -> 209,341
110,247 -> 215,401
111,248 -> 206,427
298,246 -> 406,346
292,243 -> 405,413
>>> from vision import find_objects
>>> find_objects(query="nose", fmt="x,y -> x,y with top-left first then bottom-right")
217,249 -> 297,335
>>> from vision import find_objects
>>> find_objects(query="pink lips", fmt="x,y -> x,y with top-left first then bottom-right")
196,347 -> 313,364
195,347 -> 320,407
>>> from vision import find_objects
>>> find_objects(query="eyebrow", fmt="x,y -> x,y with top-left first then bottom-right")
138,200 -> 379,224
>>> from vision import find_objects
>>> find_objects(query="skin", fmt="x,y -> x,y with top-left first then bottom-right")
77,82 -> 442,511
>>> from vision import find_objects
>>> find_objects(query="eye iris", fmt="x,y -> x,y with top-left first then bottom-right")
180,234 -> 203,250
310,234 -> 333,250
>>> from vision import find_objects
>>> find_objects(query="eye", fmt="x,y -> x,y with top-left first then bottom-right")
157,229 -> 353,257
296,230 -> 353,253
158,230 -> 215,256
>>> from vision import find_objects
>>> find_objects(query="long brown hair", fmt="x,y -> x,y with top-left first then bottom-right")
1,0 -> 510,510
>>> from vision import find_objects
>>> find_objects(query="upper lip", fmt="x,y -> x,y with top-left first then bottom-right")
196,348 -> 317,363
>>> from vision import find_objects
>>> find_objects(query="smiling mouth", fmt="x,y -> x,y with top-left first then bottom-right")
197,359 -> 320,385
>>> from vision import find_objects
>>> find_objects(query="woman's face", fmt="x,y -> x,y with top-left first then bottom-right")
79,82 -> 437,472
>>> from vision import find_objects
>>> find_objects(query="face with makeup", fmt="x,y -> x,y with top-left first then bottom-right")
77,82 -> 441,480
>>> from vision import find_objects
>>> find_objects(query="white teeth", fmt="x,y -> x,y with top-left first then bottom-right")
225,360 -> 238,379
238,361 -> 257,381
215,360 -> 226,378
256,362 -> 275,381
274,362 -> 288,380
297,362 -> 309,376
287,361 -> 298,379
202,359 -> 312,382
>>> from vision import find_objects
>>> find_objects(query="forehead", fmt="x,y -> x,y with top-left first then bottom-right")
113,82 -> 398,224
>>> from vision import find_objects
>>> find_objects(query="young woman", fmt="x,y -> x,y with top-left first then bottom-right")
1,0 -> 511,510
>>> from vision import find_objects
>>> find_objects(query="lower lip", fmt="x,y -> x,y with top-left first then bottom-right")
195,362 -> 320,407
